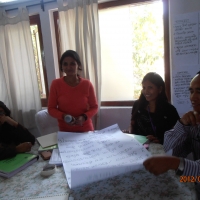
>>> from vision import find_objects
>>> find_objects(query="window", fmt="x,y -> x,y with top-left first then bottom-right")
99,0 -> 169,106
29,14 -> 49,107
53,0 -> 169,106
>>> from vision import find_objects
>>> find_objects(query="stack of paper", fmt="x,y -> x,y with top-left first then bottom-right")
38,144 -> 58,152
49,149 -> 62,165
37,132 -> 57,148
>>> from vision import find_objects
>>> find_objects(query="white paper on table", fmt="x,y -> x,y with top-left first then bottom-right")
37,132 -> 57,148
71,162 -> 143,188
58,124 -> 151,189
49,149 -> 62,165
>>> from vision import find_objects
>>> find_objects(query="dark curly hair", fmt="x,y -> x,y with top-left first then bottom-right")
59,50 -> 82,73
0,101 -> 11,116
132,72 -> 168,118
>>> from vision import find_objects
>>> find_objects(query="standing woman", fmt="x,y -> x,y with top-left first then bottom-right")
48,50 -> 98,132
129,72 -> 179,144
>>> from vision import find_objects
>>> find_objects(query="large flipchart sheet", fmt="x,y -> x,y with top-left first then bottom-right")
172,11 -> 200,116
57,124 -> 151,188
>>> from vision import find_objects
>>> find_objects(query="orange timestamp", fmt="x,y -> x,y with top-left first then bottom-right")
180,176 -> 200,183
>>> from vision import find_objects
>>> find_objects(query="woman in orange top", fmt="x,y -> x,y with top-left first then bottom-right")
48,50 -> 98,132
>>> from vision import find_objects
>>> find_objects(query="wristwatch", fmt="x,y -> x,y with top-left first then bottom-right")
176,157 -> 185,175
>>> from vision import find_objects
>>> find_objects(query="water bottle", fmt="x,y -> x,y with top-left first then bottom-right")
64,115 -> 75,124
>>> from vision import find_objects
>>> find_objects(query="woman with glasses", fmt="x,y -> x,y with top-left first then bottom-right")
0,101 -> 35,160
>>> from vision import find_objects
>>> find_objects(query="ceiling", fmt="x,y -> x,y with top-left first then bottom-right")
0,0 -> 38,6
0,0 -> 115,7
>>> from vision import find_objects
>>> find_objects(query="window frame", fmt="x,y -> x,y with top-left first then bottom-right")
53,0 -> 170,106
29,14 -> 49,107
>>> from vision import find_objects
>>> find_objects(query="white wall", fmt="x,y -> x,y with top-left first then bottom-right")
100,107 -> 132,130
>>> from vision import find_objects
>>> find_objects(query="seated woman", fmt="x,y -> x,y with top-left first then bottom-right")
127,72 -> 179,144
0,101 -> 35,160
48,50 -> 98,132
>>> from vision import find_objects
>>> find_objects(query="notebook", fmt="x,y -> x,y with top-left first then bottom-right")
38,144 -> 58,152
0,153 -> 39,178
127,134 -> 148,144
37,132 -> 58,148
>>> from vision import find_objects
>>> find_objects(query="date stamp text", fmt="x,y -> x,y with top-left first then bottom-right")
180,176 -> 200,182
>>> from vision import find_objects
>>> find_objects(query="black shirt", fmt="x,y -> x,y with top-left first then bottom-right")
131,100 -> 180,144
0,122 -> 35,160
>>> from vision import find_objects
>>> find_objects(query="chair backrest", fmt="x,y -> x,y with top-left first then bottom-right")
35,109 -> 59,136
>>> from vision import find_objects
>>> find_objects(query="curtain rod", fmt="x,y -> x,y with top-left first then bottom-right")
5,0 -> 56,12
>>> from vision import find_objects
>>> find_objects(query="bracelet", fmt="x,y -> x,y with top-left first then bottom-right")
81,114 -> 88,121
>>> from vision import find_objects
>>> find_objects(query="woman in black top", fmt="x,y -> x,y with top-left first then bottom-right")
129,72 -> 179,144
0,101 -> 35,160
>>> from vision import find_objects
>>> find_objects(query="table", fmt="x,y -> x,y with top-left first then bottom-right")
0,143 -> 70,200
0,143 -> 197,200
70,143 -> 197,200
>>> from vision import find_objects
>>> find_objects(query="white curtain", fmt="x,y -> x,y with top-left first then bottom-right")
57,0 -> 101,129
0,8 -> 41,129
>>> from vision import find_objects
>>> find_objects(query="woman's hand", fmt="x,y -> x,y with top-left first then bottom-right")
146,135 -> 160,143
0,115 -> 18,127
180,111 -> 200,126
74,116 -> 85,126
16,142 -> 32,153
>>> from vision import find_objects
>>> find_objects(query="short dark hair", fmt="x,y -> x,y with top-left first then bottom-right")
59,50 -> 82,72
0,101 -> 11,116
132,72 -> 168,118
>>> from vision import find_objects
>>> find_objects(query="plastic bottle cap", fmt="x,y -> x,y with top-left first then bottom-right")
65,115 -> 72,123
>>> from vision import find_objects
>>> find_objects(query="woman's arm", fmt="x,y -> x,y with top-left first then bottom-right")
48,80 -> 65,120
14,123 -> 35,145
0,115 -> 18,127
83,82 -> 98,119
0,116 -> 35,145
0,142 -> 32,160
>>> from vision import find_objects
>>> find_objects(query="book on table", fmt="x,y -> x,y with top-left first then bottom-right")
37,132 -> 57,148
38,144 -> 58,152
0,153 -> 39,178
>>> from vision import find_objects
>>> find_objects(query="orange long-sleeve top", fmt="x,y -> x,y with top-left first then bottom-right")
48,77 -> 98,132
